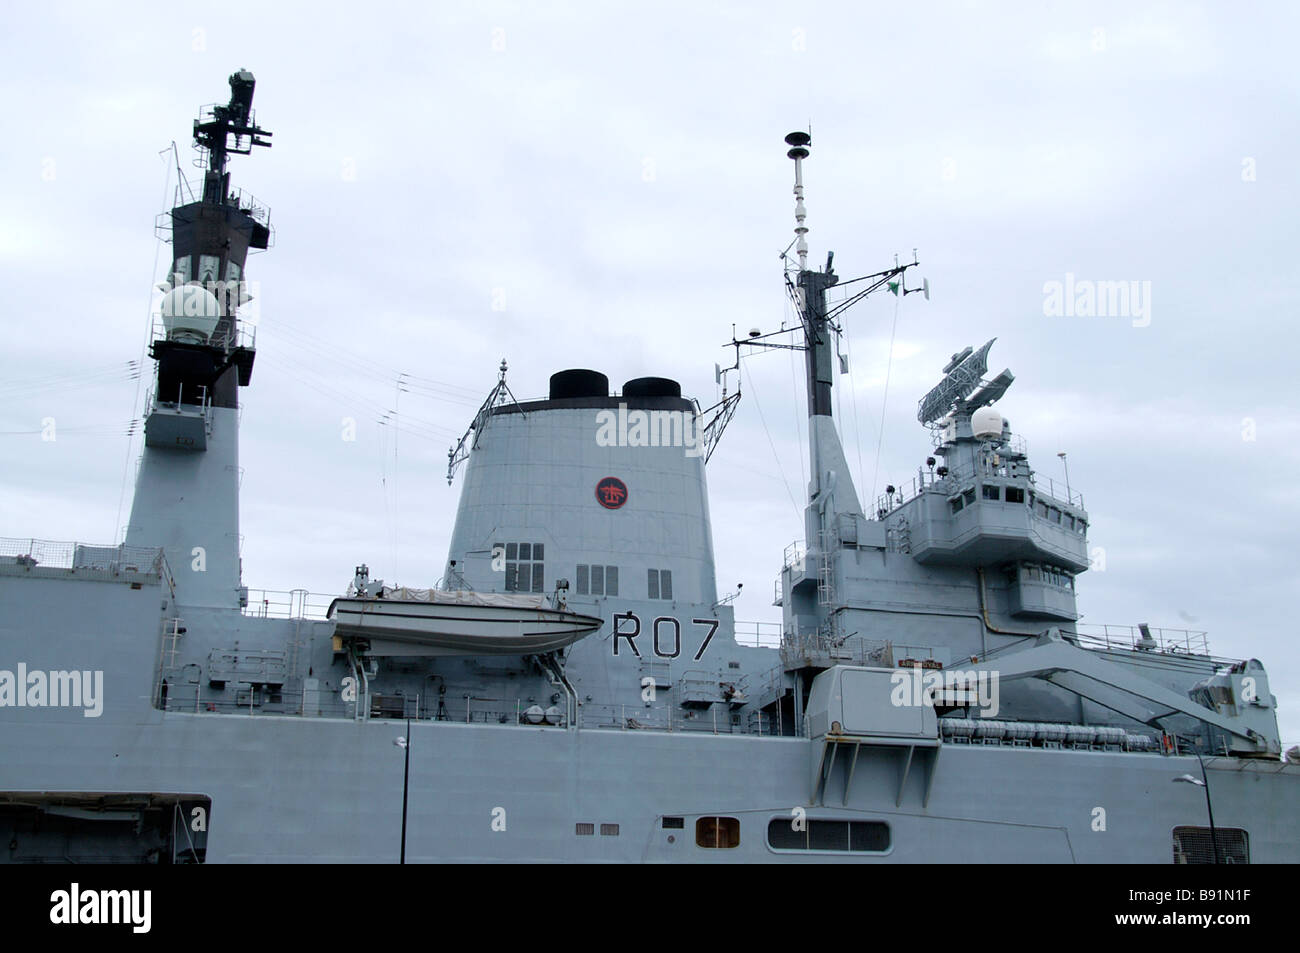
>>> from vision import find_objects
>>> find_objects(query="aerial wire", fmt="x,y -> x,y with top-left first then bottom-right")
742,357 -> 801,521
115,147 -> 173,543
870,290 -> 902,506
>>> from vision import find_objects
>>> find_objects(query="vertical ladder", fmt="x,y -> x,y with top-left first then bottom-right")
161,618 -> 185,669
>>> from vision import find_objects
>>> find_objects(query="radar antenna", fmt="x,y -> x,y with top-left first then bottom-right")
916,338 -> 1015,426
192,69 -> 273,204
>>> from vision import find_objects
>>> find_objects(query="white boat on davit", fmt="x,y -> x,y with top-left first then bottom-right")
327,566 -> 602,657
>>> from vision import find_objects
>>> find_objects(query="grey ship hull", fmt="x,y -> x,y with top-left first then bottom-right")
5,713 -> 1295,862
1,576 -> 1296,863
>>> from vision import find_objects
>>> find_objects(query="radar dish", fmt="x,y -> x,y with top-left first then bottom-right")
917,338 -> 995,425
966,369 -> 1015,411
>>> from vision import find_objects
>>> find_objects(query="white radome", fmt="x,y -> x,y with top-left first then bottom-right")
160,284 -> 222,342
971,406 -> 1003,440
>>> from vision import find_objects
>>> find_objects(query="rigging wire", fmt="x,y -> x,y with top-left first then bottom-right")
259,317 -> 482,404
115,148 -> 173,543
257,351 -> 459,441
844,329 -> 869,509
0,361 -> 140,396
786,296 -> 807,493
742,357 -> 802,521
869,290 -> 902,506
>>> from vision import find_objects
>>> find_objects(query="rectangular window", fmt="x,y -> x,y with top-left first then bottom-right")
662,816 -> 685,830
575,823 -> 594,836
767,818 -> 890,853
501,541 -> 544,593
576,565 -> 618,598
982,485 -> 1000,501
1172,826 -> 1249,864
950,497 -> 964,514
599,823 -> 620,836
808,820 -> 849,851
696,816 -> 740,849
1005,487 -> 1025,504
198,254 -> 221,284
962,489 -> 976,506
648,569 -> 673,600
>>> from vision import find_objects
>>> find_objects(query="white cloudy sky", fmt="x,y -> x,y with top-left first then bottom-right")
2,2 -> 1298,744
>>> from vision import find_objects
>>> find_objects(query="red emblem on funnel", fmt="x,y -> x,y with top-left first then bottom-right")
596,476 -> 628,510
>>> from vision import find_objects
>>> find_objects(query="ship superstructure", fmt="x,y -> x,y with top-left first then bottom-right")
0,76 -> 1295,864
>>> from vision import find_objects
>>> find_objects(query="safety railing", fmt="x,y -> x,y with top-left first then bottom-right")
0,536 -> 172,590
1072,624 -> 1210,656
241,588 -> 335,620
734,620 -> 783,648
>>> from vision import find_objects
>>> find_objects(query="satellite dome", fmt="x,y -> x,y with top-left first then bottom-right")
160,284 -> 222,343
971,406 -> 1003,440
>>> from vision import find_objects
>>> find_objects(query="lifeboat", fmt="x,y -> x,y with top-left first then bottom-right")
327,586 -> 602,657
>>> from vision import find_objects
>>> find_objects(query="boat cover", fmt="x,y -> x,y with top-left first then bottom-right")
376,587 -> 552,610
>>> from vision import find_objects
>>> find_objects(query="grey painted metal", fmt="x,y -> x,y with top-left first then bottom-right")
0,77 -> 1296,864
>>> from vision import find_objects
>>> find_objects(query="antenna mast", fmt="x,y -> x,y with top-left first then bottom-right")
788,132 -> 811,271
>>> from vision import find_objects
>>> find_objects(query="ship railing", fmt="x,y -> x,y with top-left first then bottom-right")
1027,473 -> 1084,510
0,536 -> 172,587
1072,624 -> 1211,656
733,620 -> 783,648
163,154 -> 273,227
779,631 -> 895,669
241,588 -> 335,620
150,310 -> 257,353
782,540 -> 806,572
163,688 -> 792,736
577,702 -> 748,734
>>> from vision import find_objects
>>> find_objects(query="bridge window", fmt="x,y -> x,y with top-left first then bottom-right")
501,542 -> 544,593
767,818 -> 891,853
982,485 -> 1000,501
198,254 -> 221,284
648,568 -> 673,600
1173,826 -> 1249,864
576,565 -> 619,597
1005,487 -> 1025,503
696,816 -> 740,848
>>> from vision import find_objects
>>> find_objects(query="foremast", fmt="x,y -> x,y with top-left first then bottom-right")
124,71 -> 273,610
777,133 -> 925,633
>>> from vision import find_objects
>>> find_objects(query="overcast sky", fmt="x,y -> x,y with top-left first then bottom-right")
2,1 -> 1297,744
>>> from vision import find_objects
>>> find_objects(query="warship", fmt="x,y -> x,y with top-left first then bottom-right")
1,71 -> 1296,864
